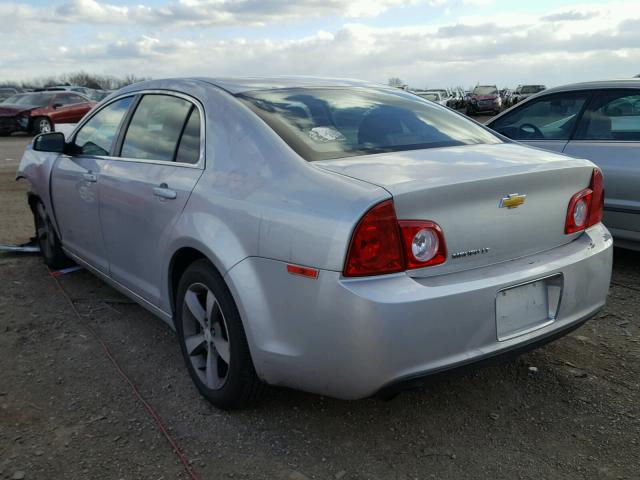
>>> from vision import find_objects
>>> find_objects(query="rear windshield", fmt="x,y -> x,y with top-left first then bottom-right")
238,87 -> 501,161
473,86 -> 498,95
521,85 -> 545,94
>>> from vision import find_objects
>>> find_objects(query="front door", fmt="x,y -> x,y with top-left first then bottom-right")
563,89 -> 640,241
50,96 -> 134,271
488,91 -> 591,153
98,93 -> 203,306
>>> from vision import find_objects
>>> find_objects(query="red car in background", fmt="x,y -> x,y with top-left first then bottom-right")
0,91 -> 95,135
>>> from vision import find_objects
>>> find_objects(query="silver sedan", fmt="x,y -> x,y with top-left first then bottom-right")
17,77 -> 613,409
487,79 -> 640,250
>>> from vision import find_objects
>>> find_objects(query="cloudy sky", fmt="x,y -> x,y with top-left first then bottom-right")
1,0 -> 639,88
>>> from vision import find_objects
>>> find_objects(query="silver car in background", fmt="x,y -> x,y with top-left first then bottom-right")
17,77 -> 612,409
488,80 -> 640,250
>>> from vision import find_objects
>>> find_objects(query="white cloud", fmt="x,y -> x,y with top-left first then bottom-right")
1,0 -> 639,88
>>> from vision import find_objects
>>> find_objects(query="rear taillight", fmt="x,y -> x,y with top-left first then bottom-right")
343,200 -> 446,277
588,168 -> 604,226
343,200 -> 404,277
398,220 -> 447,269
565,168 -> 604,234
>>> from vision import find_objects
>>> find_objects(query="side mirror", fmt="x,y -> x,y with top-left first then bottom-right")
33,132 -> 66,153
52,103 -> 62,109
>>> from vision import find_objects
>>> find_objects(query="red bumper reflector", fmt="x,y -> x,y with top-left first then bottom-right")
287,264 -> 319,279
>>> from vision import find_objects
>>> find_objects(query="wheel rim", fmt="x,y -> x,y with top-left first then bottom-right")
36,203 -> 55,259
182,283 -> 231,390
39,119 -> 51,133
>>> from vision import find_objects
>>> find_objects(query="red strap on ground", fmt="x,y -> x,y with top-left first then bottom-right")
50,272 -> 202,480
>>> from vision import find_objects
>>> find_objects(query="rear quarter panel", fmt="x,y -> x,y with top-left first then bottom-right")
155,84 -> 386,316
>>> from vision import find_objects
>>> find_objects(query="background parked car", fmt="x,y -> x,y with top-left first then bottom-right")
487,79 -> 640,250
511,85 -> 546,105
89,90 -> 113,102
0,91 -> 94,135
43,85 -> 96,97
415,90 -> 448,106
500,88 -> 514,108
448,89 -> 465,109
465,85 -> 501,115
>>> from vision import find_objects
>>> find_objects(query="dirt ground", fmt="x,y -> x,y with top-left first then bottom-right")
0,134 -> 639,480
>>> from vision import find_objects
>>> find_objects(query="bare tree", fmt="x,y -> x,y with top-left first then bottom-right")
0,72 -> 151,91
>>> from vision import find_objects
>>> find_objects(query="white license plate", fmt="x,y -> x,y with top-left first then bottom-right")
496,280 -> 554,341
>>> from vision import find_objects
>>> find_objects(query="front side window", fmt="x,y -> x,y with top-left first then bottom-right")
575,90 -> 640,141
238,87 -> 501,161
121,94 -> 194,162
74,96 -> 133,156
490,93 -> 589,141
55,94 -> 84,106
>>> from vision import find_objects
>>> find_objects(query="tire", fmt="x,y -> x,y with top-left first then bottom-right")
32,117 -> 52,135
175,259 -> 265,409
33,201 -> 72,269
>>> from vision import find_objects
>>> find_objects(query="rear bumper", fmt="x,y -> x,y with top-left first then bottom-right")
375,310 -> 593,399
226,224 -> 613,399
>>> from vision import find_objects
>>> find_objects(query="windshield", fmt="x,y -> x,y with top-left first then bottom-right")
238,87 -> 501,161
473,86 -> 498,95
10,93 -> 54,107
521,86 -> 544,94
1,95 -> 22,104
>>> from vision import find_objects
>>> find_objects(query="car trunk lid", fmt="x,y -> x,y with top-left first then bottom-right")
316,143 -> 596,277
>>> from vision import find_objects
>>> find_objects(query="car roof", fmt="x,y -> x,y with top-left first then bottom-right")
197,76 -> 384,94
543,79 -> 640,94
119,76 -> 389,96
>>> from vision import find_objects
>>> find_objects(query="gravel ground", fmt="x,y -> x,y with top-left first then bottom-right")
1,134 -> 639,480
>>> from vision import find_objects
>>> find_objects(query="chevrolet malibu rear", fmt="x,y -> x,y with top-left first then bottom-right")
228,84 -> 612,401
19,78 -> 612,409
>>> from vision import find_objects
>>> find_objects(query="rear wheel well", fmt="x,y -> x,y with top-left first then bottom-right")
169,247 -> 208,318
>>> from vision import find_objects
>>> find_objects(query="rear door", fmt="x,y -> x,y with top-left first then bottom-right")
563,89 -> 640,240
489,91 -> 591,153
99,92 -> 204,306
51,95 -> 134,271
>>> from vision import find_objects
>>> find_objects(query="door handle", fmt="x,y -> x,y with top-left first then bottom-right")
153,183 -> 177,200
82,172 -> 97,182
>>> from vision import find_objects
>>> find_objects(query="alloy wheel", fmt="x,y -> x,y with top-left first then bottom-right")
181,282 -> 231,389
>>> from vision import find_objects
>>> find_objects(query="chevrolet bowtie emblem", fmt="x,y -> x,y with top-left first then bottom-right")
499,193 -> 526,209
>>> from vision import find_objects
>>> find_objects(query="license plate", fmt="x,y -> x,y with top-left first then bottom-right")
496,277 -> 560,341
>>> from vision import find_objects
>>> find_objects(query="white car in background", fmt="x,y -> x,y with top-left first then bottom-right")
415,91 -> 448,106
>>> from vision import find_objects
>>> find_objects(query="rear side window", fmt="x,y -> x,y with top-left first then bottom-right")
56,93 -> 85,105
575,90 -> 640,141
121,94 -> 196,162
490,93 -> 589,140
74,96 -> 133,156
175,107 -> 201,164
